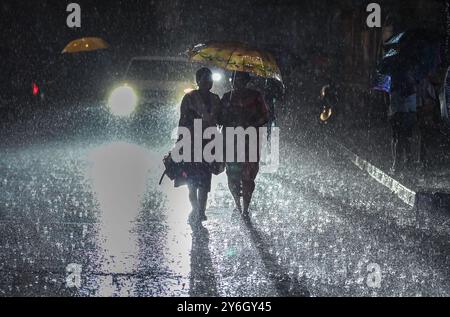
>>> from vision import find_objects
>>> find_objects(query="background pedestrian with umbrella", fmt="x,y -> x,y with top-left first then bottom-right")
378,29 -> 444,173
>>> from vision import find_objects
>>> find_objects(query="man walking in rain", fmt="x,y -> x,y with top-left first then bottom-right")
219,72 -> 269,219
175,67 -> 222,224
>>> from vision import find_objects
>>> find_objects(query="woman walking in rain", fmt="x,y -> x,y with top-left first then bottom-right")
220,71 -> 269,220
175,67 -> 222,224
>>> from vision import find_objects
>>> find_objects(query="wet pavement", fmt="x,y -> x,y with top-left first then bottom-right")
0,104 -> 449,297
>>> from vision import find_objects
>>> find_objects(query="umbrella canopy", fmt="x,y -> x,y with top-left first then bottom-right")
62,37 -> 109,54
384,29 -> 442,48
378,29 -> 443,80
187,41 -> 283,83
378,48 -> 402,76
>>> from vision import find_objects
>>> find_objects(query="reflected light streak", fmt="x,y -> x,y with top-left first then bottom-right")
87,142 -> 152,277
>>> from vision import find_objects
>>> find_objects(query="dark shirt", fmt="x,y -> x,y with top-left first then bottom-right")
219,88 -> 269,128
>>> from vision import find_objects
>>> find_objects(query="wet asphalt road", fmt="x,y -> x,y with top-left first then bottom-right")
0,103 -> 449,297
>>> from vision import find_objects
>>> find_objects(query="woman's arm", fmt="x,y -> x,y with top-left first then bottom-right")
254,91 -> 270,127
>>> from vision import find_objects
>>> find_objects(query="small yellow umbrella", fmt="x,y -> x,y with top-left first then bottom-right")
187,41 -> 283,83
62,37 -> 109,54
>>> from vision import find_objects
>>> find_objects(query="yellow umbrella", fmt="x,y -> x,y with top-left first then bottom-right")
187,41 -> 283,83
62,37 -> 109,54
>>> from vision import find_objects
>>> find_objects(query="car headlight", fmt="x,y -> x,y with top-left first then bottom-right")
183,87 -> 195,94
108,85 -> 138,117
212,72 -> 222,82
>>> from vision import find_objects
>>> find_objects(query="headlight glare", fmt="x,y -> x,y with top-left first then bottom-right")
108,85 -> 138,117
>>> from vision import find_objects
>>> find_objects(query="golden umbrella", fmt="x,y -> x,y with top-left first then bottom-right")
187,41 -> 283,83
62,37 -> 109,54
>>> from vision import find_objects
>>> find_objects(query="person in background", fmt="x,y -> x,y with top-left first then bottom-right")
175,67 -> 221,224
389,68 -> 417,174
219,71 -> 269,219
417,72 -> 441,169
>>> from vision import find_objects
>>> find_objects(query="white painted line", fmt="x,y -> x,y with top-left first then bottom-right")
330,140 -> 416,207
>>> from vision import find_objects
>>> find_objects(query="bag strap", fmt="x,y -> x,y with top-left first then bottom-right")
158,171 -> 166,185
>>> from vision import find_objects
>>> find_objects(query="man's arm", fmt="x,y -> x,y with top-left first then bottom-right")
177,94 -> 192,142
178,94 -> 191,128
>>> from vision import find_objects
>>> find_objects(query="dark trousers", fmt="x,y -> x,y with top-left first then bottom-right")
390,112 -> 416,170
418,125 -> 435,168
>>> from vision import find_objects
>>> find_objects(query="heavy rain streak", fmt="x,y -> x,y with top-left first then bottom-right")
0,0 -> 450,298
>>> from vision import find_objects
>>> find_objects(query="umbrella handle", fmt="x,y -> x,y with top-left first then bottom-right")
159,171 -> 166,185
